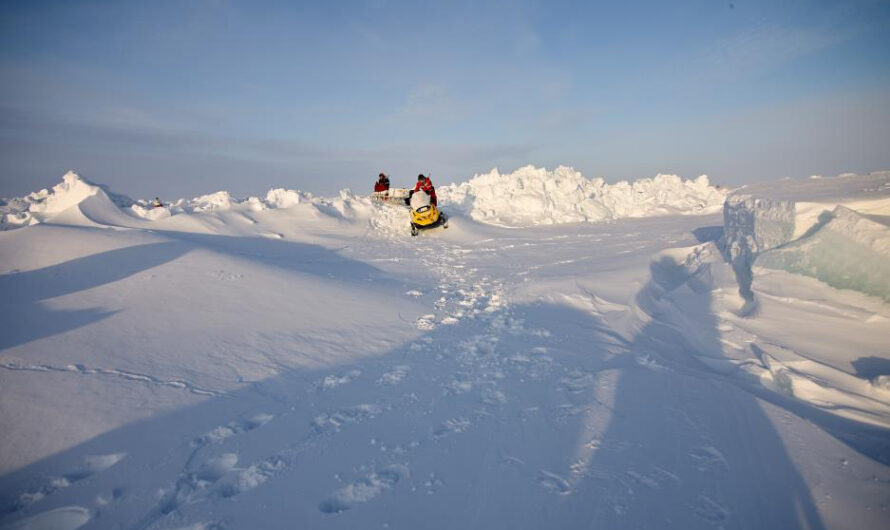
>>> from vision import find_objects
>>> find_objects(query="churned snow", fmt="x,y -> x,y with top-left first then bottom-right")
1,168 -> 889,530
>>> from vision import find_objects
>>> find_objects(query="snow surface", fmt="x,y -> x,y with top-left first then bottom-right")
1,170 -> 889,529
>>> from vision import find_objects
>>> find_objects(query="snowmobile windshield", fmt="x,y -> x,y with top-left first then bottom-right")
410,190 -> 431,210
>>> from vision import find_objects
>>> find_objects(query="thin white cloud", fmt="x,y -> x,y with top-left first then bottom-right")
677,20 -> 848,86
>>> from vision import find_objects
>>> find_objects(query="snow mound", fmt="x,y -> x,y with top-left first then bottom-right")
439,165 -> 725,227
264,188 -> 311,209
1,171 -> 135,229
127,187 -> 314,219
190,191 -> 236,213
723,171 -> 890,304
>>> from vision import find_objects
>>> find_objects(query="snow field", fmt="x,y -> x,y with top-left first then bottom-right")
0,170 -> 889,529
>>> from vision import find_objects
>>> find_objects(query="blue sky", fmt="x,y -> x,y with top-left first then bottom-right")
1,0 -> 889,199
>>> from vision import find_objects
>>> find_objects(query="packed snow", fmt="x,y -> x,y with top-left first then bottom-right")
1,169 -> 889,530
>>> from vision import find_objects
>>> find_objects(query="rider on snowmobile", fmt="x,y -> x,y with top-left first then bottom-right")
413,174 -> 437,206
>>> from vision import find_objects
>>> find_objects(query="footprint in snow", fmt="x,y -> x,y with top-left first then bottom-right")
688,446 -> 728,472
625,467 -> 680,490
6,453 -> 126,513
415,315 -> 437,330
690,495 -> 731,525
319,465 -> 410,514
0,506 -> 90,530
560,370 -> 595,394
432,417 -> 472,439
313,404 -> 384,433
377,365 -> 410,385
153,452 -> 288,517
193,413 -> 274,446
317,369 -> 361,390
536,471 -> 572,495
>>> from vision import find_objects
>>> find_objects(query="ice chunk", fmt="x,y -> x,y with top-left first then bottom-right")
722,172 -> 890,303
758,206 -> 890,302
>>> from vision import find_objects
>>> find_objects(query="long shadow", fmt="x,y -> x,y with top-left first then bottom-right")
555,256 -> 827,529
148,229 -> 410,292
692,225 -> 723,243
0,290 -> 832,529
0,242 -> 190,351
852,357 -> 890,380
0,227 -> 419,354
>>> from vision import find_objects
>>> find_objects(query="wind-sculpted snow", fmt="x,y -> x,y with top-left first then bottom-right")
0,171 -> 402,234
0,171 -> 134,229
439,165 -> 726,227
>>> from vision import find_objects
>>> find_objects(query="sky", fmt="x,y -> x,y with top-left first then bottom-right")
1,0 -> 889,199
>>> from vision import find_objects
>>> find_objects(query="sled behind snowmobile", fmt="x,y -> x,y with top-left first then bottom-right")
372,188 -> 411,204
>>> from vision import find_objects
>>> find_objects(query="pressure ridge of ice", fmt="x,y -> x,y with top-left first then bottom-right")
439,165 -> 726,226
723,171 -> 890,304
1,166 -> 727,231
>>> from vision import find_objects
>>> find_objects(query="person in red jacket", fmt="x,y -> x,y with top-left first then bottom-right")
374,173 -> 390,193
413,174 -> 437,206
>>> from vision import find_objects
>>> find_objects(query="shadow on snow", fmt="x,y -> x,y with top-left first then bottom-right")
0,247 -> 835,529
0,227 -> 413,353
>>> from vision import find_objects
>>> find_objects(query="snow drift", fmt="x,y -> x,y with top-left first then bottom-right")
440,165 -> 726,227
0,171 -> 134,229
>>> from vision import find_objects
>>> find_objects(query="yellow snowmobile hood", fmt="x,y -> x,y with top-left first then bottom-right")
411,204 -> 441,227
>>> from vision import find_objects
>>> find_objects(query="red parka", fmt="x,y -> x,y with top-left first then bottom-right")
374,176 -> 390,192
413,177 -> 437,206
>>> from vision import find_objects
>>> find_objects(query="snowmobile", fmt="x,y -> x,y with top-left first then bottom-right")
409,189 -> 448,236
372,187 -> 411,204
